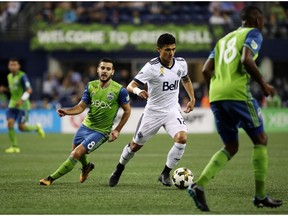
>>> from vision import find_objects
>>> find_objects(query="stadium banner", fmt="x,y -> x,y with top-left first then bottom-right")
30,23 -> 223,51
262,109 -> 288,132
0,109 -> 61,133
61,107 -> 215,134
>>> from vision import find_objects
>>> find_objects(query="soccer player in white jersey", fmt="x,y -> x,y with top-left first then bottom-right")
109,33 -> 196,187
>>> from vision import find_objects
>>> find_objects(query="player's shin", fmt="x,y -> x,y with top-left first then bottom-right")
79,154 -> 89,167
119,144 -> 135,165
24,124 -> 38,132
253,145 -> 268,198
196,148 -> 230,188
166,143 -> 186,169
8,128 -> 18,147
50,156 -> 78,180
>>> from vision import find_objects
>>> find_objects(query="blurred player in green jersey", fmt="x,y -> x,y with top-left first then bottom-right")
0,58 -> 45,154
188,6 -> 282,211
40,58 -> 131,186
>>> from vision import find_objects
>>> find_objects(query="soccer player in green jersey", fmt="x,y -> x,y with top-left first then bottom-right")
40,58 -> 131,186
0,58 -> 45,154
188,6 -> 282,211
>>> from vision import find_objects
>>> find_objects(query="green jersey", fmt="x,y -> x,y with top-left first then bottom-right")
81,80 -> 129,134
209,27 -> 263,102
7,71 -> 31,110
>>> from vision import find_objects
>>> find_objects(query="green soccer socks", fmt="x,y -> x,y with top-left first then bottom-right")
253,145 -> 268,198
196,148 -> 230,188
50,157 -> 78,180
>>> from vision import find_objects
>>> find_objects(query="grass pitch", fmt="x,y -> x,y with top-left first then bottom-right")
0,132 -> 287,214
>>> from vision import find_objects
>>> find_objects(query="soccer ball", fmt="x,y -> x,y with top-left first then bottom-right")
172,167 -> 194,189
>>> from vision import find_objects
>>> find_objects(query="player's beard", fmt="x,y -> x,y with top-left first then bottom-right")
100,74 -> 112,83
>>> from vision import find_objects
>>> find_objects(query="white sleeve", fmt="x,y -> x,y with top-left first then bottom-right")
181,59 -> 188,78
134,62 -> 152,84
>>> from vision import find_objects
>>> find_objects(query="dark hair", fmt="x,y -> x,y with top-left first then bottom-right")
157,33 -> 176,48
9,57 -> 20,63
98,58 -> 114,68
240,6 -> 263,21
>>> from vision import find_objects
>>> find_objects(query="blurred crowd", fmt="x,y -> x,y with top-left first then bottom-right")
38,65 -> 136,109
1,64 -> 287,110
34,1 -> 288,39
0,2 -> 22,33
0,64 -> 137,110
1,2 -> 288,109
1,2 -> 288,38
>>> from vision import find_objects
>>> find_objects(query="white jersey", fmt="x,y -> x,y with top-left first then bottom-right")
135,57 -> 188,115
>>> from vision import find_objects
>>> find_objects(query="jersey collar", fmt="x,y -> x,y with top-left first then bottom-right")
158,57 -> 175,69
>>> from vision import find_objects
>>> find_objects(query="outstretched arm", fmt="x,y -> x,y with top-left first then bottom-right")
57,100 -> 88,117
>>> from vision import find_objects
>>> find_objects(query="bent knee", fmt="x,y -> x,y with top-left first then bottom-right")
250,131 -> 268,145
18,125 -> 26,131
225,145 -> 238,157
70,145 -> 87,159
256,133 -> 268,145
130,142 -> 142,152
174,131 -> 187,144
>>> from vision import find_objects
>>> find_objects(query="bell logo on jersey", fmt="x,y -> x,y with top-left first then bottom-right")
162,80 -> 179,91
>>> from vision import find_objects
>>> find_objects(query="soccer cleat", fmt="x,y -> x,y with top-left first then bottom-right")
36,123 -> 46,138
80,162 -> 95,183
5,147 -> 20,153
158,173 -> 172,187
188,183 -> 210,212
253,196 -> 282,208
109,166 -> 124,187
40,176 -> 54,186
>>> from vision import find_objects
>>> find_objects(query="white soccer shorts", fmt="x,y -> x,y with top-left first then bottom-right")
133,109 -> 187,145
